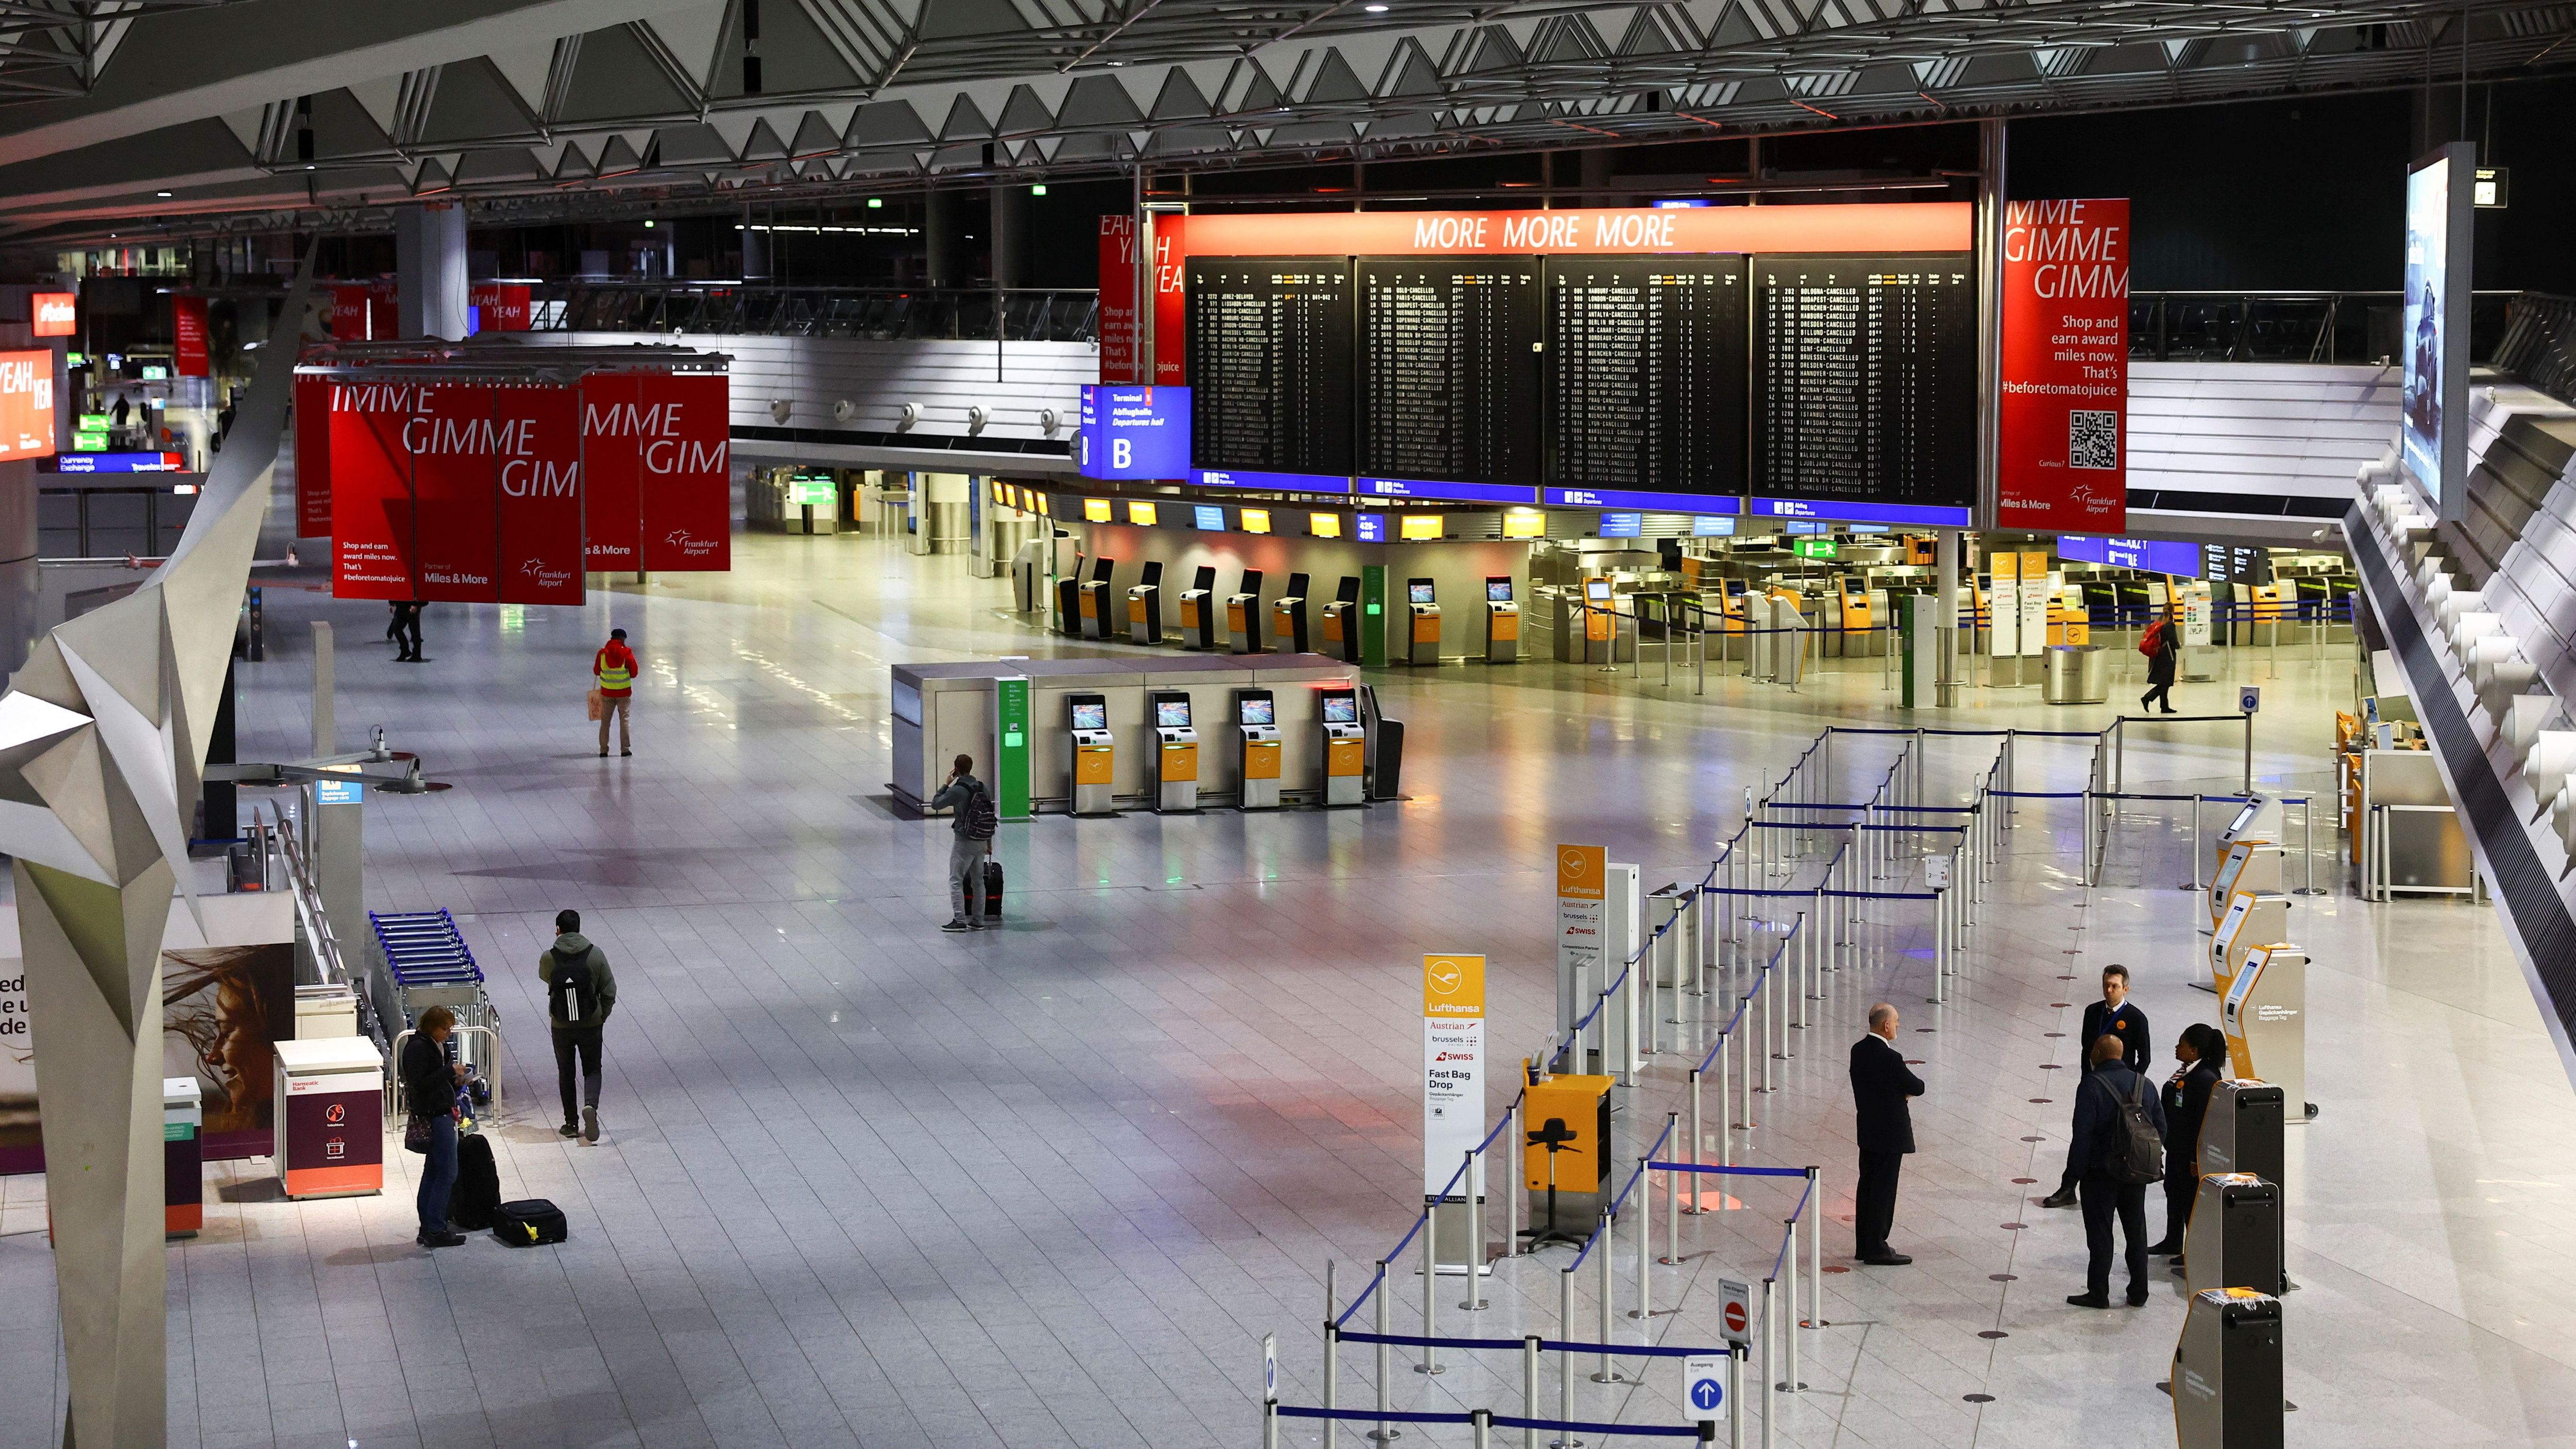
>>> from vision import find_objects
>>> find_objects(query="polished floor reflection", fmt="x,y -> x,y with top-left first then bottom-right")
0,530 -> 2566,1448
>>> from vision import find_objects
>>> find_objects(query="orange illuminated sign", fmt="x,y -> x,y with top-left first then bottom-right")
30,293 -> 74,337
0,351 -> 56,460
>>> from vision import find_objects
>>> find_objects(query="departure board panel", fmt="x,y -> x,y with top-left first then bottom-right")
1544,255 -> 1748,503
1358,257 -> 1543,490
1184,257 -> 1355,480
1751,254 -> 1976,520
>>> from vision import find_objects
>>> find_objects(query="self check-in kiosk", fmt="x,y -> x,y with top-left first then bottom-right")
1179,567 -> 1220,651
1235,689 -> 1281,810
1068,693 -> 1115,815
2209,839 -> 2286,928
1583,578 -> 1616,664
1320,686 -> 1367,806
1228,570 -> 1267,654
1127,562 -> 1164,645
1055,574 -> 1082,636
1148,691 -> 1198,812
2208,889 -> 2288,996
1078,558 -> 1116,640
1405,578 -> 1441,666
1484,576 -> 1520,663
1273,573 -> 1312,656
2214,793 -> 2283,875
2172,1288 -> 2284,1449
1319,577 -> 1362,663
2224,945 -> 2307,1121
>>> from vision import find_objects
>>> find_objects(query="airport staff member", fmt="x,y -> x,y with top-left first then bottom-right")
594,627 -> 637,757
2042,965 -> 2150,1209
2065,1032 -> 2167,1308
930,754 -> 992,932
538,910 -> 617,1143
1850,1002 -> 1924,1266
2147,1022 -> 2227,1264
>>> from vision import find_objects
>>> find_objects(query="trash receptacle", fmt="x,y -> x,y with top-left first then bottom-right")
2043,644 -> 2108,705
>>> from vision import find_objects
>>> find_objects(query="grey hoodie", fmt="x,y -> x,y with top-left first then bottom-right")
537,931 -> 617,1029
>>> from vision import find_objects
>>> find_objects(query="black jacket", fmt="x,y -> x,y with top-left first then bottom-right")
400,1030 -> 454,1119
2078,1000 -> 2151,1075
1850,1033 -> 1924,1154
2161,1058 -> 2222,1180
2146,623 -> 2178,685
2066,1062 -> 2167,1179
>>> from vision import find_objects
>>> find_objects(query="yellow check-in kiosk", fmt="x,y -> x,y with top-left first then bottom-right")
1178,566 -> 1220,650
1148,690 -> 1198,813
1519,1068 -> 1613,1247
1583,578 -> 1615,664
1126,561 -> 1165,645
1068,693 -> 1115,815
2214,793 -> 2283,874
1405,577 -> 1442,666
1235,689 -> 1281,811
1227,569 -> 1267,654
1834,577 -> 1876,657
1320,686 -> 1366,807
1272,572 -> 1312,656
2171,1288 -> 2283,1449
2047,587 -> 2090,645
2209,839 -> 2285,927
1484,576 -> 1520,663
2209,889 -> 2288,995
1319,576 -> 1361,663
2224,945 -> 2307,1121
1078,557 -> 1116,640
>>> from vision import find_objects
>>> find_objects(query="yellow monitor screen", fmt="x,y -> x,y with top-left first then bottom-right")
1127,500 -> 1158,526
1083,497 -> 1111,522
1035,492 -> 1050,516
1003,484 -> 1020,509
1503,510 -> 1545,539
1310,513 -> 1342,538
1400,514 -> 1444,541
1241,508 -> 1272,535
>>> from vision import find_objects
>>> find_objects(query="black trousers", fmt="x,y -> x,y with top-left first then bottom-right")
553,1024 -> 603,1125
2141,678 -> 2174,711
2079,1170 -> 2150,1298
1855,1150 -> 1905,1257
2162,1170 -> 2196,1248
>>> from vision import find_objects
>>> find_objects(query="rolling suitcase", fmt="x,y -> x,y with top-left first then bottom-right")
493,1198 -> 568,1247
981,857 -> 1005,922
447,1132 -> 501,1231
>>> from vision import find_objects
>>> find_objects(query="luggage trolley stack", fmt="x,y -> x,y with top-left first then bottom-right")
374,909 -> 502,1110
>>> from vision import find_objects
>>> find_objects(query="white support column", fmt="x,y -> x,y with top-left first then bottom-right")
394,202 -> 469,340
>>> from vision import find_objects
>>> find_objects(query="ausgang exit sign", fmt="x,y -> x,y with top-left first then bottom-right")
1078,384 -> 1190,481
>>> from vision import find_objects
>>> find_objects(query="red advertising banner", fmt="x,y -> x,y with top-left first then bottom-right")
173,295 -> 209,378
30,292 -> 74,337
637,371 -> 731,571
1997,197 -> 2129,532
1149,213 -> 1185,385
406,384 -> 501,602
293,374 -> 331,536
329,380 -> 418,599
1098,216 -> 1139,384
579,372 -> 643,571
495,385 -> 583,604
330,285 -> 373,340
0,351 -> 55,462
369,283 -> 399,340
469,283 -> 532,332
1170,201 -> 1971,259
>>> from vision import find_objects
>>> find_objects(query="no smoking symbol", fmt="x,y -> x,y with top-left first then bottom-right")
1690,1378 -> 1723,1413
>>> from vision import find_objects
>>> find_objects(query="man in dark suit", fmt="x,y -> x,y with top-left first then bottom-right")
2041,964 -> 2150,1209
1850,1001 -> 1924,1266
2065,1031 -> 2167,1307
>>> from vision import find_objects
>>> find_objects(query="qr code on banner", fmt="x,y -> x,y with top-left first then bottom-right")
2069,410 -> 2119,470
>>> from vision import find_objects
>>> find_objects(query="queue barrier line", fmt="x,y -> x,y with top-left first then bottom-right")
1646,1162 -> 1807,1179
1278,1407 -> 1467,1425
1337,1332 -> 1728,1360
1277,1406 -> 1710,1439
1769,1179 -> 1816,1280
1489,1416 -> 1706,1438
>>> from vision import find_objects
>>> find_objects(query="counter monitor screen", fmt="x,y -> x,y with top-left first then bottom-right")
1321,693 -> 1360,724
2226,800 -> 2261,838
1239,697 -> 1275,726
1409,582 -> 1436,605
1155,700 -> 1193,729
1070,702 -> 1108,731
1585,579 -> 1613,602
1487,579 -> 1514,603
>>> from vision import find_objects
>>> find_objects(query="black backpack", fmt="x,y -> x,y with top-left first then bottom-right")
447,1133 -> 501,1230
963,783 -> 998,842
2106,1071 -> 2166,1184
550,946 -> 598,1024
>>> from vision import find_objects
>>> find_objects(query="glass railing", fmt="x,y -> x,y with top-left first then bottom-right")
2492,292 -> 2576,406
530,282 -> 1099,343
2127,289 -> 2518,365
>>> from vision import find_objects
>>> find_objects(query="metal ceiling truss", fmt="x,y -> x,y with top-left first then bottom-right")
0,0 -> 233,103
11,0 -> 2576,244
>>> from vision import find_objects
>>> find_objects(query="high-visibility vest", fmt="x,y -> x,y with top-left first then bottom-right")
595,649 -> 633,691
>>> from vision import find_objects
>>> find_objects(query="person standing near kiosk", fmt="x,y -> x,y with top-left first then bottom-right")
931,754 -> 996,931
2042,965 -> 2150,1209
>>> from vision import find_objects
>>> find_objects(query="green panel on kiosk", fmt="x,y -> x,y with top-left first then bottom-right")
1361,565 -> 1388,667
994,676 -> 1031,819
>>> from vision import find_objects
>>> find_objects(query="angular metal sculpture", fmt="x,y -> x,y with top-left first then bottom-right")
0,253 -> 321,1448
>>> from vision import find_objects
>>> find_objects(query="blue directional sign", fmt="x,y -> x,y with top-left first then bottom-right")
1691,1378 -> 1723,1412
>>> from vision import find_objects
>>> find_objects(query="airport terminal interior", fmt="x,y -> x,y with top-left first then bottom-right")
1,5 -> 2575,1449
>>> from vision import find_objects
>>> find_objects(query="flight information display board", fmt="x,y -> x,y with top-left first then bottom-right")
1543,255 -> 1748,510
1358,257 -> 1542,495
1751,254 -> 1976,524
1184,257 -> 1355,483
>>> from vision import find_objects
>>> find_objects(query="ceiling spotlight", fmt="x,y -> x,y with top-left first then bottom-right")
156,190 -> 173,198
1364,3 -> 1388,9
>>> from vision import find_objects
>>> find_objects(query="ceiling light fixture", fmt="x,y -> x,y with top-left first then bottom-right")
156,190 -> 172,198
1364,3 -> 1388,10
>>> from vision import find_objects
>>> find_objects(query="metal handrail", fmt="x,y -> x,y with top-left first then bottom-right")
2127,288 -> 2518,366
530,281 -> 1100,343
263,802 -> 386,1051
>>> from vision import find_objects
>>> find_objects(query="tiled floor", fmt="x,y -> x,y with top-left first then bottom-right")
2,530 -> 2571,1448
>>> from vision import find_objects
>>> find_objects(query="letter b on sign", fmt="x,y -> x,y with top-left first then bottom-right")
1113,438 -> 1132,469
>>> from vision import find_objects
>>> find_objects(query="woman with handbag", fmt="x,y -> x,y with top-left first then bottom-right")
402,1005 -> 468,1248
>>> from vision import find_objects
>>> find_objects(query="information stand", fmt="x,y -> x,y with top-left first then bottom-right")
273,1036 -> 384,1200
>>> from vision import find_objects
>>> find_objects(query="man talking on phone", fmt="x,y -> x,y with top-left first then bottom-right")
929,754 -> 995,932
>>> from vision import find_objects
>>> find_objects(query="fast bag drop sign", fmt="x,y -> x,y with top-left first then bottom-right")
1996,197 -> 2128,532
637,371 -> 731,571
496,385 -> 583,604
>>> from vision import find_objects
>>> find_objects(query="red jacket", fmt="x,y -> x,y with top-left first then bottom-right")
593,640 -> 638,697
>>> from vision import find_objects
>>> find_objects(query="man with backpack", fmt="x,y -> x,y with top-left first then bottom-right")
930,753 -> 996,932
2041,965 -> 2150,1208
2064,1031 -> 2168,1308
538,909 -> 618,1141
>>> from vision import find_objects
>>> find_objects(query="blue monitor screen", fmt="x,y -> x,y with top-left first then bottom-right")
1599,512 -> 1643,538
1193,505 -> 1225,531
